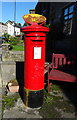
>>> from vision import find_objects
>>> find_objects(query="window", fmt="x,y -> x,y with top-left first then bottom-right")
63,4 -> 74,35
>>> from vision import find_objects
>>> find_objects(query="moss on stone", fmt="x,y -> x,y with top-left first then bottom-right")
2,93 -> 20,112
39,89 -> 75,118
39,100 -> 61,118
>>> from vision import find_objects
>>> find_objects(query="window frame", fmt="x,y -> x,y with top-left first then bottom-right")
63,3 -> 75,35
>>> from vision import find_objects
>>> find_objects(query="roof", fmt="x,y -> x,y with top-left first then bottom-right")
0,22 -> 7,26
6,20 -> 21,28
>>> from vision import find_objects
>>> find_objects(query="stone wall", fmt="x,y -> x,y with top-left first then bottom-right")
1,61 -> 16,86
1,50 -> 24,86
0,62 -> 2,87
2,50 -> 24,62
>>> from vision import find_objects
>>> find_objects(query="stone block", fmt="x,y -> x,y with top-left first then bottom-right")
1,61 -> 16,86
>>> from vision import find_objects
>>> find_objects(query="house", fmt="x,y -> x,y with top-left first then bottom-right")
35,2 -> 77,60
0,22 -> 8,36
6,20 -> 21,36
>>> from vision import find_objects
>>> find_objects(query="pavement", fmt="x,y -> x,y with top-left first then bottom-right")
0,42 -> 2,119
0,48 -> 2,62
3,96 -> 42,119
1,85 -> 77,119
0,88 -> 2,120
1,65 -> 77,119
0,48 -> 77,119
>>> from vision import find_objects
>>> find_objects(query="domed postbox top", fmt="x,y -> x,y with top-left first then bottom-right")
21,14 -> 49,34
22,14 -> 46,24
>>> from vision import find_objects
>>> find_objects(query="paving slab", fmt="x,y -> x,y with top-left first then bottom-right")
3,98 -> 42,119
0,88 -> 2,120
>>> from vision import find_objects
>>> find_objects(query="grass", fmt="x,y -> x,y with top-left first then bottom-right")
39,84 -> 75,118
39,90 -> 61,118
52,84 -> 60,91
2,93 -> 20,112
12,45 -> 24,51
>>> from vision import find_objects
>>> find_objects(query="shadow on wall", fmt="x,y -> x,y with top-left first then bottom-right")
16,61 -> 25,102
16,61 -> 24,86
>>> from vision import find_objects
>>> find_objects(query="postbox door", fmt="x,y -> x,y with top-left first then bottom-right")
24,36 -> 46,90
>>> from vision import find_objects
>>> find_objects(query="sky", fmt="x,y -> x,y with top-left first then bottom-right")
2,1 -> 38,26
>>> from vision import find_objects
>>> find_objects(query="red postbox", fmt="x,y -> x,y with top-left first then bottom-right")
21,14 -> 49,108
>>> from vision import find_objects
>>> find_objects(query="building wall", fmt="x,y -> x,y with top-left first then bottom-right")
7,22 -> 20,36
35,2 -> 50,24
35,2 -> 77,58
15,27 -> 20,36
71,2 -> 77,41
0,24 -> 2,36
7,23 -> 14,36
0,22 -> 21,37
0,23 -> 7,36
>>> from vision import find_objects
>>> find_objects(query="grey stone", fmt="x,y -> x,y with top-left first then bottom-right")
2,50 -> 24,62
1,61 -> 16,86
1,50 -> 24,86
54,107 -> 75,118
3,107 -> 42,118
0,88 -> 2,120
3,98 -> 42,118
2,87 -> 7,95
2,43 -> 10,51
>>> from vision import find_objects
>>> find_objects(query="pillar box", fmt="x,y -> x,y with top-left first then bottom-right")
21,14 -> 49,108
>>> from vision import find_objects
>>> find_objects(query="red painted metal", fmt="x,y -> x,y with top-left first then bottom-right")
48,53 -> 77,92
21,24 -> 49,90
24,20 -> 46,26
48,70 -> 76,81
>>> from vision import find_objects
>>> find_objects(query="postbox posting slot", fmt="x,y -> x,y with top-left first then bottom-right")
32,40 -> 43,42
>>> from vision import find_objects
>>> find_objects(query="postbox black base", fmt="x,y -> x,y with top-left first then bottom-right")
24,89 -> 44,108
